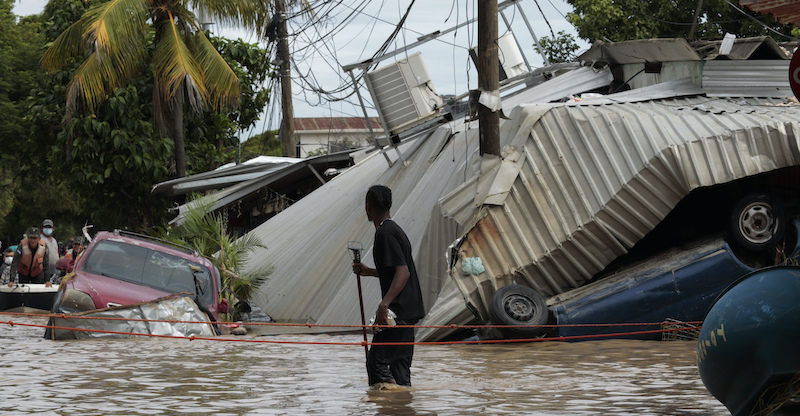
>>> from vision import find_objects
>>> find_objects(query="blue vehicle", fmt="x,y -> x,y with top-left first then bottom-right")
486,217 -> 800,340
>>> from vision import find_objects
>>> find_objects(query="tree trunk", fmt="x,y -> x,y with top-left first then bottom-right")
689,0 -> 704,39
478,0 -> 500,156
173,90 -> 186,177
276,0 -> 295,158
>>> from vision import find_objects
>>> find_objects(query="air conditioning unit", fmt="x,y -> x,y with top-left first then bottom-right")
498,31 -> 526,79
366,52 -> 442,136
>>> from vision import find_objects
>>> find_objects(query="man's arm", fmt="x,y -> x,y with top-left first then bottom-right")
8,251 -> 20,287
351,262 -> 378,277
43,247 -> 53,286
375,265 -> 409,325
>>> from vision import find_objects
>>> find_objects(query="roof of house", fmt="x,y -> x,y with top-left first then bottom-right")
294,117 -> 382,132
741,0 -> 800,26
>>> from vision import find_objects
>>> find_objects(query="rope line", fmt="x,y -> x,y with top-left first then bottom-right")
0,311 -> 700,330
0,318 -> 701,346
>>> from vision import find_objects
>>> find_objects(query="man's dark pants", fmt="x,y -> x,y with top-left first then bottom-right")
367,324 -> 415,386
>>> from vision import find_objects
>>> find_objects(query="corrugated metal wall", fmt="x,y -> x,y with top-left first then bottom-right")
243,125 -> 481,326
447,97 -> 800,321
703,60 -> 793,97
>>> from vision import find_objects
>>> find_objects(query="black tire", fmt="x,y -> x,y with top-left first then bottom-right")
728,193 -> 785,253
488,284 -> 548,338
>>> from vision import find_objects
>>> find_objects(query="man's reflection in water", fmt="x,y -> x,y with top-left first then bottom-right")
368,389 -> 426,416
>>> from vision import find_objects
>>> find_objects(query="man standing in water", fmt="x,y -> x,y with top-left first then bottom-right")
352,185 -> 425,389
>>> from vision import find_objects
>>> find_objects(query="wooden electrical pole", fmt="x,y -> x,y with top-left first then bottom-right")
276,0 -> 295,158
478,0 -> 501,156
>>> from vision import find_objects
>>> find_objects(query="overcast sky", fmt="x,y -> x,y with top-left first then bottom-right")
13,0 -> 586,136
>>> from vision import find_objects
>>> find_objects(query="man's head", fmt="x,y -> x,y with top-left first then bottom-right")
365,185 -> 392,222
72,236 -> 85,254
41,219 -> 54,237
3,248 -> 13,265
26,227 -> 41,248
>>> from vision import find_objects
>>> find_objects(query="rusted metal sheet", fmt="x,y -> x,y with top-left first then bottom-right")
740,0 -> 800,26
445,97 -> 800,323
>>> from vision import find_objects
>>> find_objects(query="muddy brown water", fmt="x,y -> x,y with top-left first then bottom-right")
0,316 -> 728,415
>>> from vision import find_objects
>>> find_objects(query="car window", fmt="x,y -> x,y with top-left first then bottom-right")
83,240 -> 215,305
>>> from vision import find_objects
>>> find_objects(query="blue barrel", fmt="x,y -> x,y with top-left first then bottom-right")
697,266 -> 800,416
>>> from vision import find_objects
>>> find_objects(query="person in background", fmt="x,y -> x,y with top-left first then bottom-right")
8,227 -> 54,287
40,219 -> 59,273
351,185 -> 425,389
65,236 -> 85,262
0,247 -> 11,285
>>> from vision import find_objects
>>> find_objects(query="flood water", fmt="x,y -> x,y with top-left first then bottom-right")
1,315 -> 728,415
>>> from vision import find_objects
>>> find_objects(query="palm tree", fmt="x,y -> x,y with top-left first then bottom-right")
40,0 -> 271,177
155,195 -> 273,321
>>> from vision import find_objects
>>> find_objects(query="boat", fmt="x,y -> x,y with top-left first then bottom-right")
697,266 -> 800,416
0,283 -> 59,313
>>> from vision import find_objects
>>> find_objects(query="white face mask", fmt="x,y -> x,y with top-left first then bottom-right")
3,256 -> 12,265
43,228 -> 53,236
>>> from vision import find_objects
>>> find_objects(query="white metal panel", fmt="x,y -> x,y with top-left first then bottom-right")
702,60 -> 792,98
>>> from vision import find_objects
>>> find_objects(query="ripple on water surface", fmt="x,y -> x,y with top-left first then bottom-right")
0,316 -> 728,415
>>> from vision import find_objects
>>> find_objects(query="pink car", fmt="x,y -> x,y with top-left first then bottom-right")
50,230 -> 226,322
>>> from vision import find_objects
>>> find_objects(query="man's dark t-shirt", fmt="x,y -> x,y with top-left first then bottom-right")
373,219 -> 425,322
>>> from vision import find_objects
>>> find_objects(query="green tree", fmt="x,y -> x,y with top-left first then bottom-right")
40,0 -> 271,178
566,0 -> 795,42
24,1 -> 271,231
535,30 -> 580,64
154,196 -> 272,321
0,0 -> 85,243
185,37 -> 271,172
240,130 -> 283,161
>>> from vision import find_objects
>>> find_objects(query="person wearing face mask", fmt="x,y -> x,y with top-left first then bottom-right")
40,219 -> 59,276
0,247 -> 11,285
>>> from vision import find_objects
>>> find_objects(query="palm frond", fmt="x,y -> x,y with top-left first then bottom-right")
190,0 -> 270,31
65,51 -> 119,113
40,19 -> 85,73
81,0 -> 149,81
192,28 -> 240,110
153,12 -> 207,114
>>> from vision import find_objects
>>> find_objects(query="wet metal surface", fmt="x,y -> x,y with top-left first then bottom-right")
1,316 -> 727,415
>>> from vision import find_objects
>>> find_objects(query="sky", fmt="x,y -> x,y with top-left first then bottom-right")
13,0 -> 588,138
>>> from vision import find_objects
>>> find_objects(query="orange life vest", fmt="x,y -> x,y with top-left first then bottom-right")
18,238 -> 46,277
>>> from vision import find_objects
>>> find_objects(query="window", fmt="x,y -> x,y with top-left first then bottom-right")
83,240 -> 215,305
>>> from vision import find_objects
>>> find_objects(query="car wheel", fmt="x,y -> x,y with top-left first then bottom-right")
489,284 -> 548,338
729,193 -> 785,252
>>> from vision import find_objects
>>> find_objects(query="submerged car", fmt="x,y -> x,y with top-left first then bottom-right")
49,230 -> 225,324
484,216 -> 800,341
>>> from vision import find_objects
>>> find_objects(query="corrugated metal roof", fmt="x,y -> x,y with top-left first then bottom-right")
443,96 -> 800,324
152,157 -> 299,196
294,117 -> 382,132
241,126 -> 480,327
701,36 -> 787,60
740,0 -> 800,26
501,66 -> 614,112
578,38 -> 701,65
702,60 -> 793,97
235,64 -> 617,331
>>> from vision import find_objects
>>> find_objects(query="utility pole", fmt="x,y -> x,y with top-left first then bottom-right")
478,0 -> 501,156
276,0 -> 295,158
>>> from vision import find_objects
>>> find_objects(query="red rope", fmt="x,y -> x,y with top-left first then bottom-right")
0,311 -> 700,330
0,318 -> 701,346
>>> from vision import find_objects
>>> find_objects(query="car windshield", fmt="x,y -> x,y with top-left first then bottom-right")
83,240 -> 215,305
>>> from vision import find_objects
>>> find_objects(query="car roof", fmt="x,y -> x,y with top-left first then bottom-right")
89,230 -> 214,268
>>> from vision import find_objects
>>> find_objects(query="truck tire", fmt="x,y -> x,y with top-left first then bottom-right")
489,284 -> 548,338
728,193 -> 785,253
